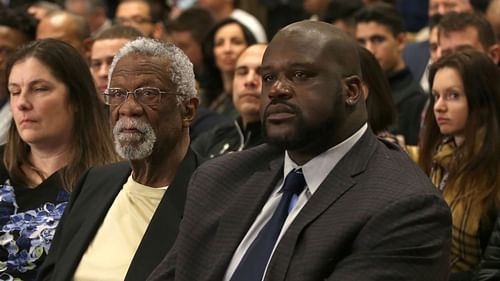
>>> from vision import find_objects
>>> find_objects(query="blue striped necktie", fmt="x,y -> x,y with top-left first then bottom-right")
230,169 -> 306,281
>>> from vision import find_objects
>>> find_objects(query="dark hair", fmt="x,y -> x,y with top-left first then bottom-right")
429,13 -> 443,30
92,24 -> 143,41
201,18 -> 257,106
354,2 -> 405,36
0,8 -> 37,41
358,46 -> 396,133
420,49 -> 500,212
439,11 -> 497,50
3,39 -> 118,190
322,0 -> 362,24
167,7 -> 215,44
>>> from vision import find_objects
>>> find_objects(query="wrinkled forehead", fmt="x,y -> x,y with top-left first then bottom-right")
110,53 -> 171,83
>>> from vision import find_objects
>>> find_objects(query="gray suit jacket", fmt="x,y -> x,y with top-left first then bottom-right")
149,130 -> 452,281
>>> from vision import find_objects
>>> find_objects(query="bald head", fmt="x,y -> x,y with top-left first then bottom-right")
270,21 -> 362,78
37,10 -> 90,59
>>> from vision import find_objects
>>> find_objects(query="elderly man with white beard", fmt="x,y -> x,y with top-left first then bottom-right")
38,37 -> 201,281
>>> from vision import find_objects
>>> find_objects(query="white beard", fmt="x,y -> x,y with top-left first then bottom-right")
113,118 -> 157,160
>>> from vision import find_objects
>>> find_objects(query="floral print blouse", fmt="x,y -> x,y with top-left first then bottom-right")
0,165 -> 68,281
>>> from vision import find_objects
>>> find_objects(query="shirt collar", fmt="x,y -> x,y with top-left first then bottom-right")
283,123 -> 368,195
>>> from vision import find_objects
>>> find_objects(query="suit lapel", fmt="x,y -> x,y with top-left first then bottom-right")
61,162 -> 131,280
125,149 -> 200,281
207,156 -> 284,280
265,130 -> 379,281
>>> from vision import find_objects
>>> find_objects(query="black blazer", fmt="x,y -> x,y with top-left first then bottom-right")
38,149 -> 202,281
149,130 -> 452,281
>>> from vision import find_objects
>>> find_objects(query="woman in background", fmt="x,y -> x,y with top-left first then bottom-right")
419,49 -> 500,280
0,39 -> 118,280
201,18 -> 257,118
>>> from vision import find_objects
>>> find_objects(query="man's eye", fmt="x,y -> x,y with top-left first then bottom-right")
262,74 -> 276,83
370,35 -> 386,44
293,71 -> 307,79
139,88 -> 160,96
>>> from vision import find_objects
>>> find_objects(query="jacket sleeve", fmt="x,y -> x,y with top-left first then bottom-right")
472,212 -> 500,281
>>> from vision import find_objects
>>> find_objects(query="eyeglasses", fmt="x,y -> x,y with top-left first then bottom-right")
103,87 -> 177,105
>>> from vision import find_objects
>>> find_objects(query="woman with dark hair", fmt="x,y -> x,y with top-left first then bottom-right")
0,39 -> 118,279
201,18 -> 257,118
358,46 -> 397,136
419,49 -> 500,278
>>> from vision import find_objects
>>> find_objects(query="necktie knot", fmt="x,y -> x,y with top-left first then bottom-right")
281,169 -> 306,196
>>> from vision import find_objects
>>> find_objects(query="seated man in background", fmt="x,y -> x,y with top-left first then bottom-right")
438,11 -> 500,64
38,38 -> 201,281
355,3 -> 427,145
36,9 -> 91,62
148,20 -> 451,281
89,24 -> 142,103
192,43 -> 267,158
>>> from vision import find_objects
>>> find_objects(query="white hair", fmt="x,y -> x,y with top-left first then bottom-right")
108,37 -> 197,104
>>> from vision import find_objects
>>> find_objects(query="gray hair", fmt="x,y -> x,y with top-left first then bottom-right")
108,37 -> 197,104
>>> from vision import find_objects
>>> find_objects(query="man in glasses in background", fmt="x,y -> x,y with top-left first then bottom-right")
114,0 -> 165,39
38,37 -> 201,281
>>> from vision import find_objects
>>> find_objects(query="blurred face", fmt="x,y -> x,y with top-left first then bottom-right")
429,0 -> 472,16
429,26 -> 441,63
170,31 -> 203,74
90,38 -> 130,102
432,67 -> 468,141
303,0 -> 330,15
356,22 -> 404,73
109,54 -> 184,160
260,31 -> 346,151
37,14 -> 87,58
232,44 -> 266,125
115,1 -> 155,37
8,57 -> 75,147
0,26 -> 28,99
213,23 -> 248,74
439,26 -> 485,58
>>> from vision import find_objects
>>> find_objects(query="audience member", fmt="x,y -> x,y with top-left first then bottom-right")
486,0 -> 500,42
419,49 -> 500,279
404,14 -> 443,92
198,0 -> 267,43
322,0 -> 363,37
0,8 -> 36,145
168,7 -> 215,82
1,38 -> 117,280
148,20 -> 452,281
90,24 -> 142,102
65,0 -> 112,36
114,0 -> 163,39
355,3 -> 427,145
258,0 -> 308,40
36,10 -> 91,61
202,18 -> 257,118
438,11 -> 500,64
38,37 -> 201,281
303,0 -> 330,20
192,43 -> 266,158
429,0 -> 473,16
26,1 -> 61,20
358,46 -> 397,137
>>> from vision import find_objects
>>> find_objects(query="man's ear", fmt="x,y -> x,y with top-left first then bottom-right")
488,43 -> 500,65
344,76 -> 363,106
181,97 -> 199,128
396,32 -> 406,52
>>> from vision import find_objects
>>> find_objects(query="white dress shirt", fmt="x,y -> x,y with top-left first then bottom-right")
223,123 -> 368,281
